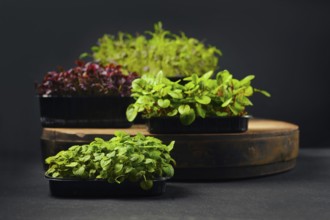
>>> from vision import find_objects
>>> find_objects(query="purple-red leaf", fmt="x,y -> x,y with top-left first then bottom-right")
36,61 -> 139,97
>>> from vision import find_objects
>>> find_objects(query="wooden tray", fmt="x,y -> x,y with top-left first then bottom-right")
40,119 -> 299,180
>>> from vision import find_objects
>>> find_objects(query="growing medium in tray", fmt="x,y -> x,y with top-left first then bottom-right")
126,70 -> 270,132
45,131 -> 176,191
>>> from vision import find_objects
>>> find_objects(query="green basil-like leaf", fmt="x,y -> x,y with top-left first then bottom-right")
162,164 -> 174,177
240,96 -> 253,106
130,153 -> 140,162
178,104 -> 190,115
100,159 -> 111,170
166,141 -> 175,152
244,86 -> 253,96
126,105 -> 138,122
115,175 -> 125,184
180,108 -> 196,125
229,105 -> 239,115
201,70 -> 213,80
195,95 -> 211,105
218,70 -> 232,84
52,172 -> 60,178
136,96 -> 154,105
216,111 -> 229,117
114,163 -> 123,174
239,75 -> 255,86
117,147 -> 127,155
65,162 -> 78,167
145,158 -> 155,164
221,98 -> 233,107
80,155 -> 91,162
168,91 -> 182,99
254,88 -> 271,97
73,165 -> 85,176
167,109 -> 178,116
157,99 -> 171,108
196,103 -> 206,118
140,180 -> 153,190
125,167 -> 133,174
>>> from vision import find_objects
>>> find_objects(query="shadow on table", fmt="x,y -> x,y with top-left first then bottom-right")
46,149 -> 330,199
48,184 -> 191,201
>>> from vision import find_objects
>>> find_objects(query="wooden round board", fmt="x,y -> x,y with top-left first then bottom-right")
41,119 -> 299,180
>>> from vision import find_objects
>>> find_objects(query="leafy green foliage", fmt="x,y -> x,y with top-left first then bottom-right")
45,132 -> 176,190
126,70 -> 270,125
84,22 -> 221,77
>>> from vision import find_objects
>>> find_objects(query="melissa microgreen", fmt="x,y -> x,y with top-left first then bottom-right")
83,22 -> 221,77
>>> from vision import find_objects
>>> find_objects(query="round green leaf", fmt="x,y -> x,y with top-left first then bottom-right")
114,163 -> 123,174
157,99 -> 170,108
162,164 -> 174,177
140,180 -> 153,190
73,165 -> 85,176
195,95 -> 211,105
178,104 -> 190,115
180,108 -> 196,125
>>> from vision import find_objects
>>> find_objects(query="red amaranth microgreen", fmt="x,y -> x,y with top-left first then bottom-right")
36,61 -> 139,97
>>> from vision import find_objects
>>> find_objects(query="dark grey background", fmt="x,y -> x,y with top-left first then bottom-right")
1,0 -> 330,157
1,1 -> 330,219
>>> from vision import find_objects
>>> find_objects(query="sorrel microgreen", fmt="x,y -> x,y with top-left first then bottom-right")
126,70 -> 270,125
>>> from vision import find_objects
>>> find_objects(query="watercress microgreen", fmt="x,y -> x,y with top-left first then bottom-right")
45,132 -> 176,190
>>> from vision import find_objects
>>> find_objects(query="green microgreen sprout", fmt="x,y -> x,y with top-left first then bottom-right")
126,70 -> 270,125
45,131 -> 176,190
82,22 -> 221,77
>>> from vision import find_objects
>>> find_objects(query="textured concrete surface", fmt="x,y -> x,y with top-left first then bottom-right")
1,148 -> 330,220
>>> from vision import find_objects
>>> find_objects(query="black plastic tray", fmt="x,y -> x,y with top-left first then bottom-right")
46,176 -> 168,197
39,96 -> 133,128
147,116 -> 250,134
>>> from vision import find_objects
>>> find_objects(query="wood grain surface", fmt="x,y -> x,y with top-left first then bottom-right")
41,119 -> 299,180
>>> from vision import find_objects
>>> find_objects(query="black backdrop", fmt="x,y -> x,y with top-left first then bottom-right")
1,0 -> 330,156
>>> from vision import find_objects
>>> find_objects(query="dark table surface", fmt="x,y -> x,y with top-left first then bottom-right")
1,148 -> 330,220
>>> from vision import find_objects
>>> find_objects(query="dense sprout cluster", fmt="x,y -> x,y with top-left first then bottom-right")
86,22 -> 221,77
36,61 -> 138,97
45,132 -> 175,190
127,70 -> 270,125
